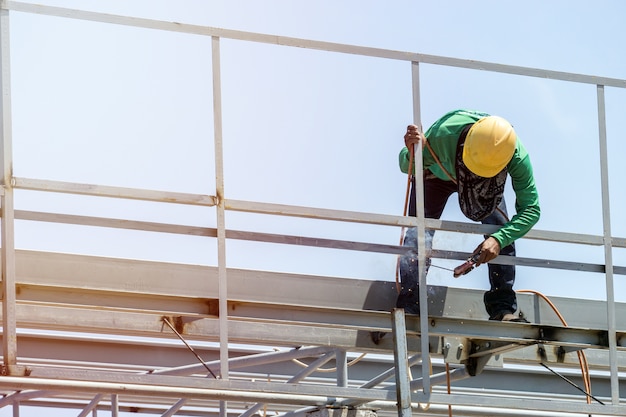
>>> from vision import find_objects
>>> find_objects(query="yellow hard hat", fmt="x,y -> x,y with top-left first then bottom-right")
463,115 -> 517,178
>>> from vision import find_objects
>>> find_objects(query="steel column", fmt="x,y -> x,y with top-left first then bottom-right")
212,34 -> 229,417
411,60 -> 430,400
0,1 -> 17,376
596,84 -> 619,403
392,309 -> 412,417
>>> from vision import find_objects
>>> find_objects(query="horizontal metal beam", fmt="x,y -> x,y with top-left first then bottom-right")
422,391 -> 626,417
11,250 -> 626,327
11,209 -> 626,275
6,249 -> 626,413
12,177 -> 217,206
0,375 -> 340,407
6,2 -> 626,88
227,199 -> 626,249
10,310 -> 626,373
410,316 -> 622,351
25,367 -> 396,403
7,331 -> 626,410
11,182 -> 626,250
9,303 -> 419,353
7,300 -> 625,360
8,300 -> 626,375
0,373 -> 624,417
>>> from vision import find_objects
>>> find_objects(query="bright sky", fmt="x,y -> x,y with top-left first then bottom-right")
4,0 -> 626,415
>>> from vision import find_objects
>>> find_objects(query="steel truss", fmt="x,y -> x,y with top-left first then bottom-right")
1,2 -> 625,417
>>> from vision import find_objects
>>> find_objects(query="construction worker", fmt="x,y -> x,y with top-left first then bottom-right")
398,109 -> 540,322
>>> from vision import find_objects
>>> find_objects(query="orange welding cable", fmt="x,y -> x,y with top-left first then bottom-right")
579,350 -> 591,401
445,363 -> 453,417
517,289 -> 592,399
403,147 -> 415,224
517,289 -> 592,403
524,289 -> 592,400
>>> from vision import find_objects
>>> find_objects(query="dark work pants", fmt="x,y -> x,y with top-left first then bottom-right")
395,172 -> 517,319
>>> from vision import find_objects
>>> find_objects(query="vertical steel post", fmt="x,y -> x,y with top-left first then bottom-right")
212,35 -> 229,417
596,85 -> 619,403
392,308 -> 412,417
0,2 -> 18,376
411,61 -> 430,400
111,394 -> 119,417
336,349 -> 348,388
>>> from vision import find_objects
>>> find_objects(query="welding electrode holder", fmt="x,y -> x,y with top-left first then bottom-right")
453,253 -> 481,278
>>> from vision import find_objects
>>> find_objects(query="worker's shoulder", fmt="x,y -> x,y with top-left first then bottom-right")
434,109 -> 487,126
427,109 -> 487,137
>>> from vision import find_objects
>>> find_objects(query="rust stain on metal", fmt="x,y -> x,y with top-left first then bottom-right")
206,299 -> 220,316
173,316 -> 185,334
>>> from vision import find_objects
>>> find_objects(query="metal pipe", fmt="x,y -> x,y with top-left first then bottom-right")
12,177 -> 216,206
162,398 -> 187,417
6,2 -> 626,88
0,390 -> 60,408
238,351 -> 337,417
361,353 -> 423,389
336,349 -> 347,388
0,3 -> 18,376
392,309 -> 413,417
77,393 -> 104,417
212,33 -> 228,417
411,59 -> 430,402
336,353 -> 423,409
0,376 -> 333,405
0,376 -> 621,416
408,367 -> 469,391
111,394 -> 119,417
596,84 -> 619,404
365,402 -> 599,417
152,346 -> 333,376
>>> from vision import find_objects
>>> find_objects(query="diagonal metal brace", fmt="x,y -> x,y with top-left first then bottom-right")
464,339 -> 528,376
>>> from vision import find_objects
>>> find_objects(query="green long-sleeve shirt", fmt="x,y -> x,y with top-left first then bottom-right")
399,109 -> 540,248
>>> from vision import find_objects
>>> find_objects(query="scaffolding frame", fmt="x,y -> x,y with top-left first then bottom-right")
1,2 -> 626,416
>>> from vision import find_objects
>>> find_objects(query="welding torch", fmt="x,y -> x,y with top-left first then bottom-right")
453,252 -> 482,278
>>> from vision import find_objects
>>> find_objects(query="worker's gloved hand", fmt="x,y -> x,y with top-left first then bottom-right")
473,237 -> 501,266
404,124 -> 424,149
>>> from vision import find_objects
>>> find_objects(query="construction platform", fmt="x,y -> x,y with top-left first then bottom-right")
1,249 -> 625,416
1,3 -> 625,417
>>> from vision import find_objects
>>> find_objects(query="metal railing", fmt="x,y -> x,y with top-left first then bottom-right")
1,1 -> 625,416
